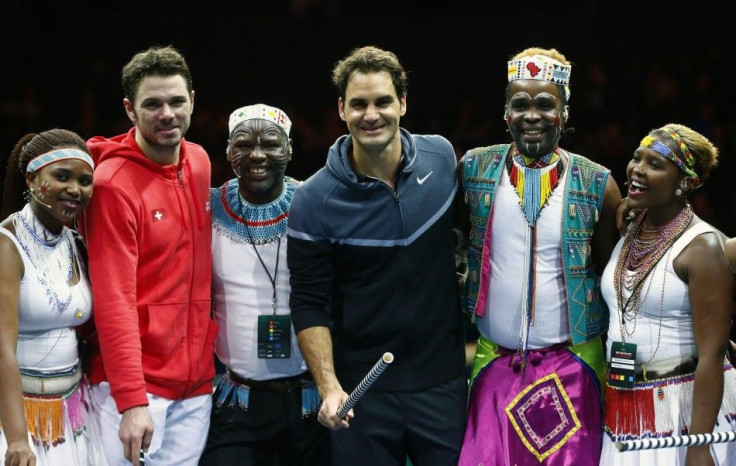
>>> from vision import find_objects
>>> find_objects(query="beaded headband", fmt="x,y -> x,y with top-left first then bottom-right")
640,135 -> 699,181
664,129 -> 697,174
26,148 -> 94,173
508,54 -> 572,100
228,104 -> 292,136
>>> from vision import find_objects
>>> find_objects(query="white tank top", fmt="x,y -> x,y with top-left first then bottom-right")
602,221 -> 718,362
0,226 -> 92,372
476,164 -> 569,349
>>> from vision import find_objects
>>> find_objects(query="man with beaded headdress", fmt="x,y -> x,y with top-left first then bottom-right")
456,47 -> 622,465
199,104 -> 330,466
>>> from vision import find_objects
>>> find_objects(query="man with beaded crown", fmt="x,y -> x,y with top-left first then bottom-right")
199,104 -> 330,466
455,47 -> 622,465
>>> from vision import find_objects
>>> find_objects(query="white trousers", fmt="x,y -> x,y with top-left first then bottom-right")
89,382 -> 211,466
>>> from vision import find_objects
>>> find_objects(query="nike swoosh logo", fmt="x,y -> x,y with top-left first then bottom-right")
417,171 -> 434,185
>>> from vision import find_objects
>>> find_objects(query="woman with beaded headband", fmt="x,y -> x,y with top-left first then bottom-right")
600,124 -> 735,465
0,129 -> 104,465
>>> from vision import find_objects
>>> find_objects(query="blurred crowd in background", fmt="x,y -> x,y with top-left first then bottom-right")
3,0 -> 734,235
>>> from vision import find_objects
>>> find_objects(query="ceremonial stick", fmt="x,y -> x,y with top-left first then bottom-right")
615,431 -> 736,452
337,352 -> 394,419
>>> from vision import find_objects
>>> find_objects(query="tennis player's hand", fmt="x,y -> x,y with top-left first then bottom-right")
319,389 -> 352,430
119,405 -> 154,466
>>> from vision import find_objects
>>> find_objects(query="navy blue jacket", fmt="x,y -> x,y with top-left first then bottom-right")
287,129 -> 465,392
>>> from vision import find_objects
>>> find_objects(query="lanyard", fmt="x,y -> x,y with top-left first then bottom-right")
239,196 -> 280,316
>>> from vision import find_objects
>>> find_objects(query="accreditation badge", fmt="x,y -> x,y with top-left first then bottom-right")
257,315 -> 291,359
608,341 -> 636,389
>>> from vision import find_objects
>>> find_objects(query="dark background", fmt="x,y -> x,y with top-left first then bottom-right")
2,1 -> 734,235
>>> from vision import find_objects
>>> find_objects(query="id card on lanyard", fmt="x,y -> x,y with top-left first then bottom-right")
608,341 -> 637,389
257,314 -> 291,359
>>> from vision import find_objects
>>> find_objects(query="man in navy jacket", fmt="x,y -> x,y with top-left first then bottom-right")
287,45 -> 466,466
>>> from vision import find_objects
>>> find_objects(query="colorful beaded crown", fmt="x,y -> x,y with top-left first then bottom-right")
228,104 -> 292,136
507,55 -> 571,87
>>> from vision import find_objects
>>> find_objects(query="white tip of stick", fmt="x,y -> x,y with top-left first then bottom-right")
382,352 -> 395,364
613,442 -> 625,452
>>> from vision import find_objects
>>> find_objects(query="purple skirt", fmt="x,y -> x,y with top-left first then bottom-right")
459,345 -> 603,465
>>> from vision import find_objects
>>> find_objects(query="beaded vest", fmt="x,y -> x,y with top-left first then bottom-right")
462,144 -> 609,345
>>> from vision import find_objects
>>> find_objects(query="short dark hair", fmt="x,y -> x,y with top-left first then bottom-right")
121,45 -> 192,104
331,46 -> 408,100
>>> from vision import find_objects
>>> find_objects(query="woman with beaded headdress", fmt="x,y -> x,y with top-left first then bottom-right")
600,124 -> 736,465
0,129 -> 103,465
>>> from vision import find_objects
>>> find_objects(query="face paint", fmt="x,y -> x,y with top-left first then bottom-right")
62,205 -> 76,218
227,119 -> 291,204
39,180 -> 51,199
505,80 -> 565,158
28,158 -> 93,227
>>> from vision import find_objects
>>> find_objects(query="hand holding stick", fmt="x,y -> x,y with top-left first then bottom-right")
337,352 -> 394,419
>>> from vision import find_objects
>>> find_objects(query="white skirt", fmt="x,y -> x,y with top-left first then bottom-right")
600,363 -> 736,465
0,380 -> 107,466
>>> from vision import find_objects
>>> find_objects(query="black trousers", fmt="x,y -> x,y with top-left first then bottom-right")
199,380 -> 331,466
331,375 -> 467,466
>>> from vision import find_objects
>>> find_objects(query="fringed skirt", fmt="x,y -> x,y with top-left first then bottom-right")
601,361 -> 736,465
214,372 -> 321,417
459,337 -> 605,466
0,370 -> 105,466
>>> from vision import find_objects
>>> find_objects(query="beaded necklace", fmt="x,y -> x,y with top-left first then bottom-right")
614,204 -> 693,334
12,203 -> 75,313
506,148 -> 564,366
507,149 -> 563,226
211,178 -> 294,245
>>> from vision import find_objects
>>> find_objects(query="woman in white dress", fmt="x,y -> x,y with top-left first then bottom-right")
600,123 -> 735,466
0,129 -> 101,466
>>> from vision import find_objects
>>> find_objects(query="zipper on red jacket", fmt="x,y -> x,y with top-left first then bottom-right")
174,169 -> 188,231
181,166 -> 196,395
172,165 -> 195,395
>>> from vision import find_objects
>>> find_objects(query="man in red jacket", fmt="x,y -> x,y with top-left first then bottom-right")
78,45 -> 215,466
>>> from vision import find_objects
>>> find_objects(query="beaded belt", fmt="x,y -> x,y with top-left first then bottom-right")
633,355 -> 697,382
20,365 -> 82,395
226,369 -> 308,393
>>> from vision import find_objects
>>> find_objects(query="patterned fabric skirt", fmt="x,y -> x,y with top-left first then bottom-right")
459,337 -> 604,466
0,377 -> 106,466
601,362 -> 736,465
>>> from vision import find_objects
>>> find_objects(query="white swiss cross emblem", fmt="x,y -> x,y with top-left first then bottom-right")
152,209 -> 166,221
